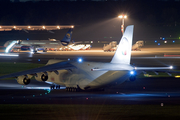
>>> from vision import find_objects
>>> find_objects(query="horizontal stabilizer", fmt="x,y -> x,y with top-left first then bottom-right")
135,66 -> 173,70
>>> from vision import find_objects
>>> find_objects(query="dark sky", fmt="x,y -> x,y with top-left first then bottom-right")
0,0 -> 180,44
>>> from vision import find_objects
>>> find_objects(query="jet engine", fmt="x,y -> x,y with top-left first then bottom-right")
35,73 -> 48,82
16,76 -> 31,85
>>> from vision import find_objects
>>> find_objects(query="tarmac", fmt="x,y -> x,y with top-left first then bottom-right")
0,48 -> 180,105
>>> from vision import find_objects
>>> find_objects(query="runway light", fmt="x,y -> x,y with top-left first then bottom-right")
78,58 -> 83,63
173,41 -> 175,43
30,51 -> 34,54
57,26 -> 60,29
0,26 -> 1,28
175,75 -> 180,78
71,26 -> 74,28
0,53 -> 19,57
130,71 -> 134,75
28,26 -> 31,28
129,70 -> 137,76
158,43 -> 160,45
161,103 -> 164,106
118,15 -> 122,18
42,26 -> 45,29
155,40 -> 157,43
169,66 -> 173,69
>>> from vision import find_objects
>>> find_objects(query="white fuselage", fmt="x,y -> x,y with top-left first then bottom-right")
20,40 -> 62,48
46,60 -> 134,90
4,40 -> 64,49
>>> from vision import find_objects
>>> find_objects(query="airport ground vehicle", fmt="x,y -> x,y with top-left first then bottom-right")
132,41 -> 144,51
103,40 -> 144,52
103,41 -> 117,52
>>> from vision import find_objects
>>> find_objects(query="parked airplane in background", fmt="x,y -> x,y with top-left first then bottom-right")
0,25 -> 174,91
4,27 -> 74,53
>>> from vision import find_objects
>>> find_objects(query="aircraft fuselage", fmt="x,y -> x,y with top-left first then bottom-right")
46,60 -> 134,90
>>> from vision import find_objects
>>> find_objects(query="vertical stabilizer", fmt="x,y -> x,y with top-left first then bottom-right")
110,25 -> 134,64
61,28 -> 73,46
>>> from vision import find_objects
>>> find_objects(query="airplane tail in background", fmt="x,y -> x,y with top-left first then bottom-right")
61,28 -> 73,46
110,25 -> 134,64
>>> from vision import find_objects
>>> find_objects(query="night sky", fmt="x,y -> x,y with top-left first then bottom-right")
0,0 -> 180,45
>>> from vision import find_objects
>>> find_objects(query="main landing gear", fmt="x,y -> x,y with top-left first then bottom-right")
65,87 -> 80,92
50,85 -> 60,90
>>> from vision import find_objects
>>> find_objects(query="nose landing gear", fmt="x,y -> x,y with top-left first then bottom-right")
50,85 -> 60,90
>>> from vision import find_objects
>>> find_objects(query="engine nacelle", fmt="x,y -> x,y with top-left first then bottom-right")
35,73 -> 48,82
16,76 -> 31,85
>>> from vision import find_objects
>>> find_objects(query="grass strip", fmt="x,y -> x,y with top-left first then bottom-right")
0,104 -> 180,120
0,62 -> 44,79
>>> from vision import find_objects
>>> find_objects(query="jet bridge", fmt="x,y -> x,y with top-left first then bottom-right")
5,40 -> 18,53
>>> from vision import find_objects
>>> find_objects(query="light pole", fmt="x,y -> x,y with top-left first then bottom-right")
118,15 -> 127,34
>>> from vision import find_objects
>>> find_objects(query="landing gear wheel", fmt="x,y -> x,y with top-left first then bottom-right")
56,85 -> 60,89
50,85 -> 55,90
76,88 -> 80,92
72,88 -> 76,92
65,87 -> 81,92
66,87 -> 68,91
74,88 -> 77,92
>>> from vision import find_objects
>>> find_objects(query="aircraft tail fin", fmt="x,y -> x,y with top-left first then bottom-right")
61,28 -> 73,46
110,25 -> 134,64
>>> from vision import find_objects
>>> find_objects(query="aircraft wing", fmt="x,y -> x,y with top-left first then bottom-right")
0,61 -> 76,79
